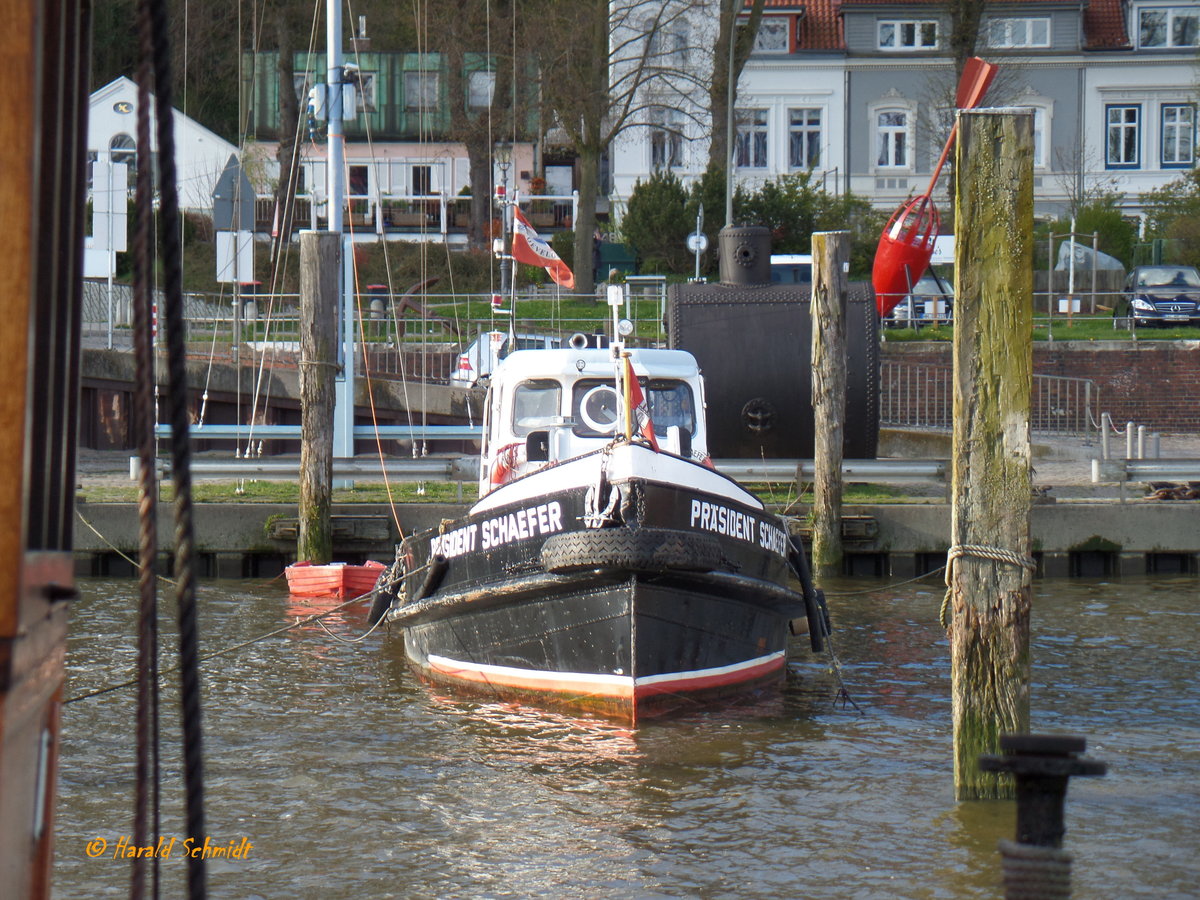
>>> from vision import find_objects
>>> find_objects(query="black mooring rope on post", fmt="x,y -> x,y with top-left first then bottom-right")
135,0 -> 207,895
130,42 -> 161,900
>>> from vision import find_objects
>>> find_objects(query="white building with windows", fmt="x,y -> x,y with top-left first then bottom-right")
88,77 -> 239,213
608,0 -> 1199,223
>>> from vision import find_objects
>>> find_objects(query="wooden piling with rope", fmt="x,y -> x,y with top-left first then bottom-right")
810,230 -> 850,577
948,108 -> 1037,801
298,232 -> 340,564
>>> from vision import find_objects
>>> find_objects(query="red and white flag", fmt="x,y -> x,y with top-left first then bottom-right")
625,356 -> 659,452
511,208 -> 575,290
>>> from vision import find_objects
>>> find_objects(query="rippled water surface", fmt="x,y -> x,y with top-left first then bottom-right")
53,576 -> 1199,898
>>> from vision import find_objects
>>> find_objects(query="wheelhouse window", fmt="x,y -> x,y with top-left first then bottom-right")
1138,6 -> 1200,48
878,20 -> 938,50
1161,104 -> 1195,167
646,381 -> 696,437
572,380 -> 621,438
986,17 -> 1050,48
1106,105 -> 1141,168
512,379 -> 561,437
735,108 -> 769,168
569,379 -> 695,440
876,110 -> 910,168
788,107 -> 822,169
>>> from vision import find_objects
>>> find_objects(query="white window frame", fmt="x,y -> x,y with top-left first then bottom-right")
734,108 -> 769,169
1161,103 -> 1195,167
1137,6 -> 1200,48
1031,106 -> 1049,169
646,17 -> 688,66
878,20 -> 939,51
468,70 -> 495,109
874,107 -> 912,170
754,16 -> 790,53
649,107 -> 685,171
404,71 -> 439,111
986,17 -> 1051,48
788,107 -> 822,170
1105,104 -> 1141,169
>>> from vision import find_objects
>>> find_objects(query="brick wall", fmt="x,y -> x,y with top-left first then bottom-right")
882,341 -> 1200,433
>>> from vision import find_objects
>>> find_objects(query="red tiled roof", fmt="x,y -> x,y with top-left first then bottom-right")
761,0 -> 843,50
774,1 -> 1132,53
1083,0 -> 1131,49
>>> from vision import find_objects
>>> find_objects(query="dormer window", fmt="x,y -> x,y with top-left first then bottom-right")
986,17 -> 1051,49
754,16 -> 790,53
1138,6 -> 1200,48
878,20 -> 938,51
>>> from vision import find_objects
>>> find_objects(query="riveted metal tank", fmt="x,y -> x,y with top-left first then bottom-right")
718,225 -> 772,286
668,230 -> 879,459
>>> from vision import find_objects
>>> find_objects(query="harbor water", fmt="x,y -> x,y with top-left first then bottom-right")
54,575 -> 1199,898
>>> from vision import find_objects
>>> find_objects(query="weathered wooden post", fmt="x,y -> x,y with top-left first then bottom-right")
810,230 -> 849,576
298,231 -> 340,563
948,108 -> 1036,800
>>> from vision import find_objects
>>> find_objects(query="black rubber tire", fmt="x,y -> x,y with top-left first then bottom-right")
540,528 -> 722,575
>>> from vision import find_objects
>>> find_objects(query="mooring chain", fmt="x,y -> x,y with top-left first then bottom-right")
940,544 -> 1038,630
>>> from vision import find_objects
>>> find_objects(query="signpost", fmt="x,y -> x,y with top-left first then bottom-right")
687,205 -> 708,282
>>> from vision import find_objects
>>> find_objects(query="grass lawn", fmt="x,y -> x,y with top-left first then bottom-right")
77,478 -> 917,507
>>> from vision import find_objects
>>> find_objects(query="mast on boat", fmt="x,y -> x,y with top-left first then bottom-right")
328,0 -> 355,459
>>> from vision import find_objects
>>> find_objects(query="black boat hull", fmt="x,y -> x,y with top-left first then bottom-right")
380,445 -> 811,722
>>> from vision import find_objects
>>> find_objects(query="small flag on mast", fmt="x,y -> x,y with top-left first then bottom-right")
511,207 -> 575,289
625,356 -> 659,452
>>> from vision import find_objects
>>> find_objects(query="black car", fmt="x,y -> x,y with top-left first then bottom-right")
1117,265 -> 1200,327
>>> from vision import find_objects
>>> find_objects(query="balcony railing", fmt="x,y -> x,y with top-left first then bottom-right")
252,191 -> 579,239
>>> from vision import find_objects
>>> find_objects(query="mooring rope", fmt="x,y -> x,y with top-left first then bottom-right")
136,0 -> 207,892
940,544 -> 1038,629
64,588 -> 382,705
131,40 -> 164,895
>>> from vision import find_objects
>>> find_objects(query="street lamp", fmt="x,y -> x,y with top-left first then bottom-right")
494,141 -> 513,304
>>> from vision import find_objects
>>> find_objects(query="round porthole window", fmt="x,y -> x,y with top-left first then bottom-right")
579,384 -> 620,434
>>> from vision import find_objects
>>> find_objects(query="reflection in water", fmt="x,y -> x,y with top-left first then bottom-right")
52,576 -> 1199,899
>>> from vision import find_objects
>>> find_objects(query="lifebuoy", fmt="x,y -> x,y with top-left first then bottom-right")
490,442 -> 524,487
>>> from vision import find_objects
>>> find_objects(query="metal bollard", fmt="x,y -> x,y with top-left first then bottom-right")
980,734 -> 1107,900
1137,425 -> 1146,459
1099,413 -> 1111,460
1126,422 -> 1135,460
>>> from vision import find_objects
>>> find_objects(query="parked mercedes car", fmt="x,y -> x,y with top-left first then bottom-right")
1115,265 -> 1200,327
884,271 -> 954,327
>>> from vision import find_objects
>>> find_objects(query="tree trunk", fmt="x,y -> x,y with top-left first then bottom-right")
574,144 -> 600,295
298,232 -> 339,564
949,109 -> 1036,801
810,231 -> 849,576
706,0 -> 765,184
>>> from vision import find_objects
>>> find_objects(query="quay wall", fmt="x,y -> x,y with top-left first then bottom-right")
74,500 -> 1200,580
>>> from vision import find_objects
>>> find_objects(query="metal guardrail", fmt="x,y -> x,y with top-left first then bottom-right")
1091,459 -> 1200,484
713,459 -> 946,483
137,455 -> 949,485
162,424 -> 482,441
